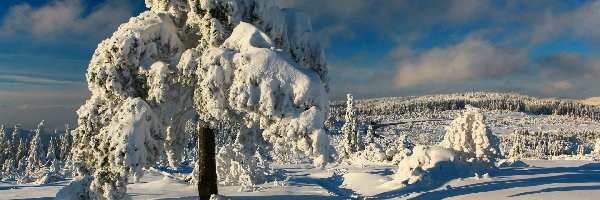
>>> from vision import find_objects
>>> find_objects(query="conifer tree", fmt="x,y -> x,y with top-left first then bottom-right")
26,121 -> 46,175
341,93 -> 359,158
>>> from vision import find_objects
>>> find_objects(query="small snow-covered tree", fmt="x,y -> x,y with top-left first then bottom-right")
16,139 -> 28,174
441,105 -> 500,167
0,125 -> 7,172
509,129 -> 527,158
45,138 -> 57,167
26,121 -> 46,175
341,93 -> 359,158
593,138 -> 600,156
4,125 -> 20,172
58,125 -> 72,162
365,124 -> 374,144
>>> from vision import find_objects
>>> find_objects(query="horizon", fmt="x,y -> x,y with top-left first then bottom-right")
2,0 -> 600,130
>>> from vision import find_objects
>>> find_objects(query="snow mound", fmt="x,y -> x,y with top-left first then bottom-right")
497,158 -> 530,168
342,172 -> 391,196
223,22 -> 275,51
390,145 -> 469,187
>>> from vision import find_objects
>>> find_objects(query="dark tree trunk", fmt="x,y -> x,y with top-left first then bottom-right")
198,125 -> 218,199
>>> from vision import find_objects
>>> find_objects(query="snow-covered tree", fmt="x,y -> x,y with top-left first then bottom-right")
45,138 -> 57,167
341,93 -> 359,158
0,125 -> 7,172
58,125 -> 72,162
509,129 -> 527,158
4,125 -> 20,172
441,105 -> 500,167
365,124 -> 375,144
64,0 -> 331,199
26,121 -> 46,176
16,139 -> 28,174
593,138 -> 600,157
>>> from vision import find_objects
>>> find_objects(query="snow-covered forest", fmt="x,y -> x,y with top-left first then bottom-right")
2,0 -> 600,199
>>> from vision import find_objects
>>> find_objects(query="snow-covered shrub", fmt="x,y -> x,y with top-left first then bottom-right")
56,168 -> 94,200
441,105 -> 500,167
216,143 -> 268,187
355,143 -> 387,163
393,145 -> 468,186
386,135 -> 413,164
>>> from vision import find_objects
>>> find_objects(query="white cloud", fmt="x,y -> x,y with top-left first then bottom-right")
394,38 -> 528,88
538,80 -> 574,94
0,0 -> 134,40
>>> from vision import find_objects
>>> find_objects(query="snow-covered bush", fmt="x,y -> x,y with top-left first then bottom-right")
386,135 -> 413,164
354,143 -> 387,163
215,143 -> 268,188
393,145 -> 468,186
441,106 -> 500,167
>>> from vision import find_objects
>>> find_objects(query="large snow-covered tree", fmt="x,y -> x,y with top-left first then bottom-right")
63,0 -> 331,199
441,105 -> 500,167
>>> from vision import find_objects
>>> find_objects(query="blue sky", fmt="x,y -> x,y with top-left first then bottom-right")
1,0 -> 600,130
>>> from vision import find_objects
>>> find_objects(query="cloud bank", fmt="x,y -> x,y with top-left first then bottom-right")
395,38 -> 528,88
0,0 -> 134,40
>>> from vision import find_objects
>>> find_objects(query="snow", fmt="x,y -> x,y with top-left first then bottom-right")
581,97 -> 600,106
3,159 -> 600,199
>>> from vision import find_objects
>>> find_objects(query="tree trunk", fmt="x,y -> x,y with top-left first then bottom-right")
198,125 -> 218,199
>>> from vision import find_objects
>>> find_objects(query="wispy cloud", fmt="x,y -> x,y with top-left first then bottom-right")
0,0 -> 134,40
0,74 -> 82,86
538,80 -> 575,94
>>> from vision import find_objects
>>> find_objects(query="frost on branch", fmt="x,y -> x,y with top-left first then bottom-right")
441,105 -> 500,167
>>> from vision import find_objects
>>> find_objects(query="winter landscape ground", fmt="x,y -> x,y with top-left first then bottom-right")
3,92 -> 600,199
2,0 -> 600,200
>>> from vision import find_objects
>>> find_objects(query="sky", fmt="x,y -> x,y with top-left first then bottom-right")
1,0 -> 600,130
